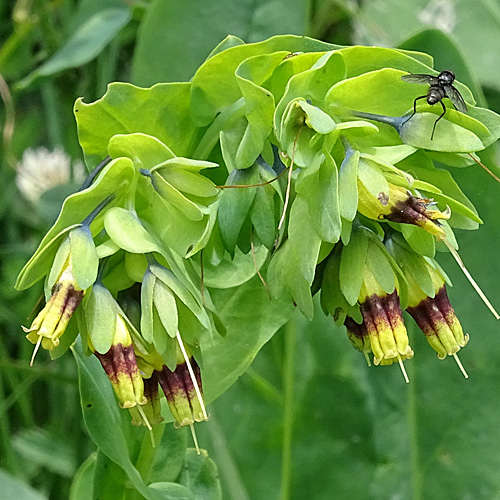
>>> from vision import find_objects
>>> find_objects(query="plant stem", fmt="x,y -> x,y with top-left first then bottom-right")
205,410 -> 250,500
407,346 -> 422,500
281,320 -> 296,500
41,82 -> 63,147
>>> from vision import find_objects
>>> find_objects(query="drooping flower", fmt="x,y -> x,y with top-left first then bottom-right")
405,264 -> 468,360
156,343 -> 208,428
93,314 -> 147,410
23,263 -> 84,359
358,182 -> 450,239
358,268 -> 414,367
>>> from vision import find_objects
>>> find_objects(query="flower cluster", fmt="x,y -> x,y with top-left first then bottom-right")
16,39 -> 500,438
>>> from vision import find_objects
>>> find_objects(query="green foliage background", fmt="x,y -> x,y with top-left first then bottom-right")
2,1 -> 500,499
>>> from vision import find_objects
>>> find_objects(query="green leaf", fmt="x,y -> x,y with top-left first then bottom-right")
149,425 -> 188,483
278,98 -> 336,167
84,283 -> 117,354
222,51 -> 283,170
267,196 -> 322,319
0,468 -> 47,500
399,112 -> 485,153
104,207 -> 164,254
191,35 -> 340,126
198,246 -> 268,289
178,449 -> 222,500
91,450 -> 128,500
201,277 -> 294,402
18,8 -> 131,89
336,45 -> 434,78
69,453 -> 96,500
75,82 -> 202,165
16,158 -> 134,290
274,51 -> 346,131
217,166 -> 258,254
296,150 -> 342,243
339,229 -> 369,305
147,483 -> 194,500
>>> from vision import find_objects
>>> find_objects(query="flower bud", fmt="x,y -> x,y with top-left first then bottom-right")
156,348 -> 207,428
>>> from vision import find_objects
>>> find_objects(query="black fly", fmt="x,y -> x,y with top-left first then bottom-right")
401,70 -> 468,140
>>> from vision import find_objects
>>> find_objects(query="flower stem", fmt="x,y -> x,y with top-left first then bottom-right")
281,320 -> 296,500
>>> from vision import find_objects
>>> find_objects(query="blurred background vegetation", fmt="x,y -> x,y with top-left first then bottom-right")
2,0 -> 500,499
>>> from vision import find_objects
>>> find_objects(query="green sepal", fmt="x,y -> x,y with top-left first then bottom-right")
365,242 -> 396,295
387,237 -> 435,299
339,227 -> 369,305
69,226 -> 99,290
151,171 -> 205,221
249,184 -> 277,249
47,236 -> 71,293
149,263 -> 210,330
152,159 -> 219,198
140,269 -> 155,344
338,149 -> 359,222
154,280 -> 179,338
84,283 -> 118,354
400,224 -> 436,258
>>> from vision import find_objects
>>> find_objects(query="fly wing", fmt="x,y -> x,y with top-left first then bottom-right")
401,73 -> 439,85
444,84 -> 468,113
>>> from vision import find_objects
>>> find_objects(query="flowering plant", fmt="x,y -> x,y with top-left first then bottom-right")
16,35 -> 500,498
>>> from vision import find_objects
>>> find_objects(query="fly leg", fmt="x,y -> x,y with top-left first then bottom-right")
402,95 -> 427,125
431,100 -> 447,140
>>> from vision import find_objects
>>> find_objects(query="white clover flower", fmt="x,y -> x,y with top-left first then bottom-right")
16,147 -> 86,203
